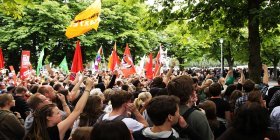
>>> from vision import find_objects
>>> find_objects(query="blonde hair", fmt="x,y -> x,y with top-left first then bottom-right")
133,92 -> 152,111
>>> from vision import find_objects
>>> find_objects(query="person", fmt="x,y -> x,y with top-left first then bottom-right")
0,93 -> 25,139
10,86 -> 31,120
217,102 -> 280,140
24,93 -> 52,133
167,75 -> 214,140
97,90 -> 148,132
24,77 -> 93,140
91,121 -> 132,140
199,100 -> 226,139
71,95 -> 104,133
133,92 -> 152,112
266,77 -> 280,109
208,83 -> 231,124
70,127 -> 92,140
270,106 -> 280,131
235,79 -> 255,111
133,95 -> 202,140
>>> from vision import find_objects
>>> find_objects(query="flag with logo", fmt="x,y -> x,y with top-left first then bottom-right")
20,51 -> 31,79
65,0 -> 101,39
108,42 -> 120,71
121,44 -> 136,77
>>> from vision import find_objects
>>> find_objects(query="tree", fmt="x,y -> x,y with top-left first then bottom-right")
145,0 -> 280,83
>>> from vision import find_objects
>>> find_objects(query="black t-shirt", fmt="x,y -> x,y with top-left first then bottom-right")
209,98 -> 230,119
47,125 -> 60,140
266,86 -> 280,108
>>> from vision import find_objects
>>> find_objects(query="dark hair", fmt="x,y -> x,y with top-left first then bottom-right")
90,121 -> 132,140
209,83 -> 222,97
233,102 -> 269,134
150,77 -> 166,88
71,127 -> 92,140
53,83 -> 62,91
278,77 -> 280,85
79,95 -> 104,126
146,95 -> 179,126
121,85 -> 129,91
229,90 -> 243,111
243,80 -> 255,93
110,90 -> 132,109
15,86 -> 27,94
167,75 -> 193,105
25,104 -> 57,140
30,84 -> 39,94
224,84 -> 237,97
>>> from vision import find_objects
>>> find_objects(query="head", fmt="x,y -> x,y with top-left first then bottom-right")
27,93 -> 51,110
209,83 -> 222,97
146,95 -> 180,126
30,84 -> 39,94
132,79 -> 142,90
28,104 -> 61,140
90,88 -> 105,102
110,90 -> 133,110
121,84 -> 129,91
167,75 -> 194,105
53,83 -> 63,91
199,100 -> 217,120
150,77 -> 166,88
15,86 -> 30,100
71,127 -> 93,140
243,79 -> 255,93
133,92 -> 152,111
224,84 -> 237,97
79,95 -> 103,127
91,121 -> 132,140
37,85 -> 56,100
247,90 -> 264,106
233,102 -> 269,134
103,89 -> 114,105
0,93 -> 15,109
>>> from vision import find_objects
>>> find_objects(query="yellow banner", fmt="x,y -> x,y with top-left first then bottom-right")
65,0 -> 101,39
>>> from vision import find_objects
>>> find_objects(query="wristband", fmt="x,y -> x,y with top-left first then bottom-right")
84,89 -> 90,93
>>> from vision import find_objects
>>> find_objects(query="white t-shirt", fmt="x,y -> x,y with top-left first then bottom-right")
102,113 -> 144,132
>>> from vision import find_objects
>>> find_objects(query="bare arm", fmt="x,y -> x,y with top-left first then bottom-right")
163,60 -> 176,85
127,103 -> 148,127
262,64 -> 269,85
57,77 -> 93,140
238,69 -> 245,85
57,93 -> 71,116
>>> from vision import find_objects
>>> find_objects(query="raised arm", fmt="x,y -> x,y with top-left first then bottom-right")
163,60 -> 176,85
57,77 -> 93,140
262,64 -> 269,85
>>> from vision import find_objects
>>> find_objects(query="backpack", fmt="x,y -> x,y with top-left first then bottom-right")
133,128 -> 178,140
94,113 -> 127,125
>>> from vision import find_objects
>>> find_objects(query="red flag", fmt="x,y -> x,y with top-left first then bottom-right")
71,41 -> 84,79
121,44 -> 136,77
145,53 -> 153,79
109,42 -> 120,71
20,50 -> 31,79
0,48 -> 5,69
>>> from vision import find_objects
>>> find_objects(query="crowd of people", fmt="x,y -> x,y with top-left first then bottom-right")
0,63 -> 280,140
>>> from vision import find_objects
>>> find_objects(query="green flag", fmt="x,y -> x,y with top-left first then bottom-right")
59,56 -> 69,74
36,48 -> 44,76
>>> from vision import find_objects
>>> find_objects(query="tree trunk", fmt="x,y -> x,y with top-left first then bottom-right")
248,0 -> 262,83
273,61 -> 279,80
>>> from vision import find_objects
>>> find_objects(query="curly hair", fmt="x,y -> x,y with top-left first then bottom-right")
232,102 -> 269,134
